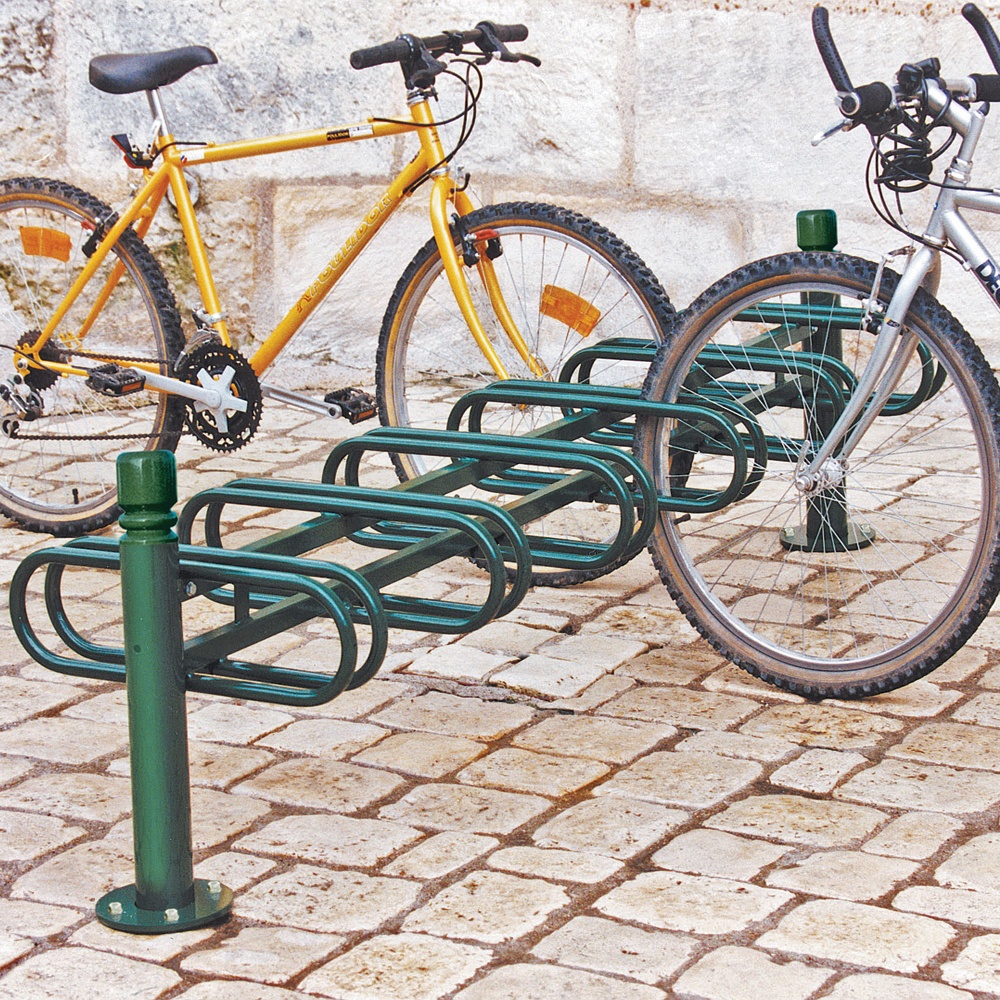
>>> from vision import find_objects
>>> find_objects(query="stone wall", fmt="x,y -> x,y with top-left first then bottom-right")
4,0 -> 1000,374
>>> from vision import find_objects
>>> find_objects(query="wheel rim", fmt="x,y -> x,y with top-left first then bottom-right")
0,195 -> 173,524
645,273 -> 998,681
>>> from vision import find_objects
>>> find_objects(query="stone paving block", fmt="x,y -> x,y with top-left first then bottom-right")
152,983 -> 316,1000
894,886 -> 1000,930
460,620 -> 560,656
300,931 -> 491,1000
673,729 -> 797,762
862,811 -> 963,860
595,750 -> 762,809
371,690 -> 534,740
382,831 -> 498,879
769,748 -> 868,793
379,783 -> 551,835
533,796 -> 687,859
547,674 -> 635,712
234,813 -> 422,868
236,865 -> 420,933
531,914 -> 696,984
0,757 -> 33,787
487,846 -> 622,884
757,898 -> 955,974
404,644 -> 515,682
352,730 -> 486,777
0,676 -> 85,725
0,899 -> 81,939
0,715 -> 128,764
596,871 -> 791,935
936,832 -> 1000,892
614,647 -> 715,686
194,852 -> 276,893
453,963 -> 666,999
575,605 -> 672,644
941,934 -> 1000,994
651,829 -> 791,882
829,680 -> 964,718
182,925 -> 344,984
233,758 -> 406,812
294,678 -> 411,719
835,759 -> 1000,814
601,686 -> 759,730
765,850 -> 921,902
69,918 -> 216,962
403,870 -> 568,943
186,701 -> 294,744
0,809 -> 85,862
458,747 -> 609,797
490,653 -> 608,698
0,938 -> 33,971
701,663 -> 808,703
0,771 -> 132,824
673,945 -> 835,1000
254,718 -> 388,756
511,714 -> 674,764
107,740 -> 274,789
740,703 -> 904,750
825,973 -> 973,999
952,690 -> 1000,727
888,721 -> 1000,772
706,793 -> 888,847
0,945 -> 180,999
10,839 -> 134,907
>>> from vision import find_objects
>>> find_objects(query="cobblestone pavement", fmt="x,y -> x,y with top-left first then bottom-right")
3,402 -> 1000,1000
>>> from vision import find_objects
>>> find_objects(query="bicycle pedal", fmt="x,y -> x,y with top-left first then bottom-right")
85,363 -> 146,397
323,387 -> 377,424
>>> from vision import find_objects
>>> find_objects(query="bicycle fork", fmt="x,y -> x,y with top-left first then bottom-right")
793,245 -> 935,493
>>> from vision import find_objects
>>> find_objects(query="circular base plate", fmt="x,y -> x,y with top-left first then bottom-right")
779,520 -> 876,553
96,879 -> 232,934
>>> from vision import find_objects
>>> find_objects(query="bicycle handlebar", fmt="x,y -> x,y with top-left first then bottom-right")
963,4 -> 1000,73
812,6 -> 853,94
350,23 -> 529,71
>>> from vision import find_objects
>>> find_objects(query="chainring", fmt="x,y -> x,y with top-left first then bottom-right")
173,342 -> 262,452
17,331 -> 70,391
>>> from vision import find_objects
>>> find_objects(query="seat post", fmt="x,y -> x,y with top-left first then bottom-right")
146,87 -> 170,138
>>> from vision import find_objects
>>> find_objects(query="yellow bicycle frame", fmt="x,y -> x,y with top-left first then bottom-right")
23,94 -> 545,389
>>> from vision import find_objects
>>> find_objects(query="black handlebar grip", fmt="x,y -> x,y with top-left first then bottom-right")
350,38 -> 412,70
849,81 -> 893,118
490,23 -> 529,43
971,72 -> 1000,102
963,4 -> 1000,74
812,6 -> 854,94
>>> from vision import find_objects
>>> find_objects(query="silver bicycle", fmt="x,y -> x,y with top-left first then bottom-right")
635,3 -> 1000,698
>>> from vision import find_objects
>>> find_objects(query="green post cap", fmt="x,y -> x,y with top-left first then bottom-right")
796,209 -> 838,251
116,451 -> 177,513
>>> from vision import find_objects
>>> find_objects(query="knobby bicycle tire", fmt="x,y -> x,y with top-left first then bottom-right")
0,177 -> 185,535
635,251 -> 1000,698
376,201 -> 675,586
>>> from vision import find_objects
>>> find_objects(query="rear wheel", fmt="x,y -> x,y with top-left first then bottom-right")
0,177 -> 185,535
636,252 -> 1000,697
377,201 -> 674,585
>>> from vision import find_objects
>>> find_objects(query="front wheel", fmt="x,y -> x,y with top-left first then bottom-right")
635,252 -> 1000,698
377,201 -> 675,585
0,177 -> 185,535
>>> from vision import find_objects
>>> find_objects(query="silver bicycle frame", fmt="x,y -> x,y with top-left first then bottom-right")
801,79 -> 999,480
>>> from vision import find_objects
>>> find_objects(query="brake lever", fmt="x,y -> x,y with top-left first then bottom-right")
811,116 -> 855,146
474,21 -> 541,67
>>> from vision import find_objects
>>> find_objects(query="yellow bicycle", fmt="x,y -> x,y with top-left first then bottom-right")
0,22 -> 673,535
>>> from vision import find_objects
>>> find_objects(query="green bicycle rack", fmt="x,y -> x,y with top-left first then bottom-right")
17,208 -> 934,933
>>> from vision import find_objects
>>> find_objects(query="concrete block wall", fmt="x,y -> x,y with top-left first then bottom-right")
4,0 -> 1000,378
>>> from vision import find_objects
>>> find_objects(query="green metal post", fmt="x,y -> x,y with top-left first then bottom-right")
96,451 -> 232,934
782,210 -> 873,552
